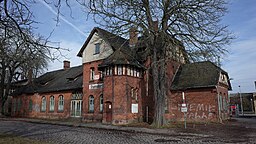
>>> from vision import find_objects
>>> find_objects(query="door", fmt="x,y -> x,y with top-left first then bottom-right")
71,100 -> 82,117
105,102 -> 112,123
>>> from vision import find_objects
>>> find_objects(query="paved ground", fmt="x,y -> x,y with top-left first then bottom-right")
0,117 -> 255,144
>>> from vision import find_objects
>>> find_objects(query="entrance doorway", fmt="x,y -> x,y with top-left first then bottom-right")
71,100 -> 82,117
105,102 -> 112,123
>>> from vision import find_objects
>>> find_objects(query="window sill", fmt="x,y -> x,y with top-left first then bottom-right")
58,110 -> 64,113
49,110 -> 55,113
41,110 -> 46,112
93,53 -> 100,55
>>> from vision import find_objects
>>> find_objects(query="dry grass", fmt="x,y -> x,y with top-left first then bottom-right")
0,134 -> 47,144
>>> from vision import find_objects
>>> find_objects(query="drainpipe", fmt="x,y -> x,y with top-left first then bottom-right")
216,86 -> 222,123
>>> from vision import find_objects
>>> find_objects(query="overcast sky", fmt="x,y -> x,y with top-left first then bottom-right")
30,0 -> 256,93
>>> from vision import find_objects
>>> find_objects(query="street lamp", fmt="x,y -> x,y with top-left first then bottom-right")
239,85 -> 243,115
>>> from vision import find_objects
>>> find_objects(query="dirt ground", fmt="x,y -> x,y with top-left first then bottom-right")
175,117 -> 256,143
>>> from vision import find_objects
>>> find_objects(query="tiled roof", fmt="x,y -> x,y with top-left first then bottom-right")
77,27 -> 129,57
99,48 -> 145,69
171,61 -> 231,90
12,65 -> 83,96
77,27 -> 144,69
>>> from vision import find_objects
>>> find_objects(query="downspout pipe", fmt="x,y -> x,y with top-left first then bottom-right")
216,86 -> 222,123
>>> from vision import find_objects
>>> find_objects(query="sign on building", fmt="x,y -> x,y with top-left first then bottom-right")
89,83 -> 103,89
131,103 -> 138,113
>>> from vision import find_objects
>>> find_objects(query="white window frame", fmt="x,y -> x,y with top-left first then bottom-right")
117,65 -> 123,75
90,67 -> 95,80
49,96 -> 55,112
131,67 -> 134,76
41,96 -> 46,112
131,88 -> 134,97
127,66 -> 131,76
89,95 -> 94,113
100,95 -> 103,112
95,43 -> 100,54
58,95 -> 64,111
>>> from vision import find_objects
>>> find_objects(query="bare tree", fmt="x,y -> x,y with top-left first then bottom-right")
79,0 -> 234,127
0,0 -> 65,114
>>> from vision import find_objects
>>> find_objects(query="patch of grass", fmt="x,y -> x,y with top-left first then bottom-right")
121,122 -> 152,128
0,134 -> 48,144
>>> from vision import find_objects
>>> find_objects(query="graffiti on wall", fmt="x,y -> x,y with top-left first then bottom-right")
171,103 -> 216,119
33,104 -> 40,112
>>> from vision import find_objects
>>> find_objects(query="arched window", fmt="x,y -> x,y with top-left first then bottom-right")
49,96 -> 55,111
58,95 -> 64,111
100,95 -> 103,112
90,67 -> 95,80
89,95 -> 94,113
41,96 -> 46,112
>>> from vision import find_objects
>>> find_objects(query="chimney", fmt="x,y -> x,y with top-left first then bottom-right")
129,27 -> 138,47
63,60 -> 70,70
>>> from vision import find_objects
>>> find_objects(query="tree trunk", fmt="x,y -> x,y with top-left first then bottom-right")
152,43 -> 167,127
0,60 -> 6,115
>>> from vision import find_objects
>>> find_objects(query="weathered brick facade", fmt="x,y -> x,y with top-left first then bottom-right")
11,27 -> 231,125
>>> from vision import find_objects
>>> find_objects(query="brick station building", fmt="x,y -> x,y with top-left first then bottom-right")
11,27 -> 232,124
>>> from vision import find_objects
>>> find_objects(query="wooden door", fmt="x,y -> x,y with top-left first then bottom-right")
105,102 -> 112,123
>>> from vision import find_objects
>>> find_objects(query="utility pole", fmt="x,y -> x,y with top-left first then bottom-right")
239,85 -> 243,115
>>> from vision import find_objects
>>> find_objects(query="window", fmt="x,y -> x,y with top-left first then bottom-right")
135,89 -> 138,101
131,67 -> 134,76
134,69 -> 137,77
105,67 -> 112,76
131,88 -> 134,97
100,95 -> 103,112
219,95 -> 223,111
123,65 -> 126,75
136,69 -> 140,77
127,66 -> 131,76
41,96 -> 46,112
95,43 -> 100,54
117,65 -> 123,75
58,95 -> 64,111
29,99 -> 33,112
99,71 -> 103,80
90,67 -> 95,80
164,97 -> 168,112
13,99 -> 16,113
89,95 -> 94,113
49,96 -> 55,112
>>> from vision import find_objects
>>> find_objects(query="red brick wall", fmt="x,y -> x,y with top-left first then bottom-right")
12,91 -> 74,119
82,60 -> 104,122
103,75 -> 143,124
168,86 -> 229,122
141,59 -> 181,123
